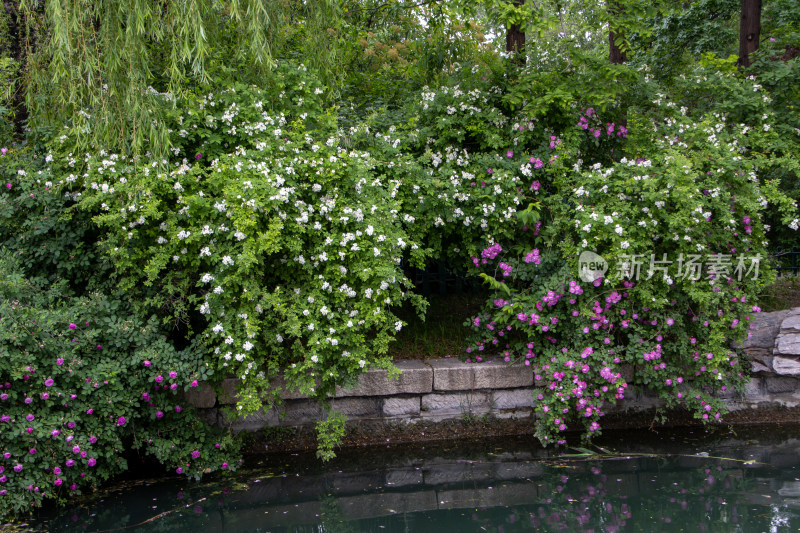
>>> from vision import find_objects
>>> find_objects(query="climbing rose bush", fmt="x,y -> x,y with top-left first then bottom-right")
0,257 -> 239,518
464,88 -> 798,445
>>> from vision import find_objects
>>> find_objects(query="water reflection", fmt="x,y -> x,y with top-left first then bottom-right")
35,426 -> 800,532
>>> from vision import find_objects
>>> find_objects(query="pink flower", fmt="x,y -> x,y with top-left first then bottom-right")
68,323 -> 77,330
44,378 -> 54,387
155,375 -> 163,383
176,467 -> 183,474
506,150 -> 514,158
88,458 -> 96,467
191,380 -> 198,387
191,450 -> 200,459
116,416 -> 126,426
195,153 -> 202,160
144,360 -> 152,367
168,371 -> 177,379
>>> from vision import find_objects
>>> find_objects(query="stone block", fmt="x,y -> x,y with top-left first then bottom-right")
751,360 -> 771,373
219,378 -> 239,405
335,360 -> 432,397
737,309 -> 789,350
473,359 -> 533,389
779,308 -> 800,333
427,357 -> 533,390
765,376 -> 799,394
773,356 -> 800,376
776,334 -> 800,356
492,388 -> 535,409
221,408 -> 280,432
421,392 -> 491,413
269,374 -> 309,400
427,358 -> 475,390
183,384 -> 217,408
382,397 -> 420,417
744,377 -> 763,398
330,397 -> 381,419
280,399 -> 324,425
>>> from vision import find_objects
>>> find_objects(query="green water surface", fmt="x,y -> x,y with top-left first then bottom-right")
29,425 -> 800,532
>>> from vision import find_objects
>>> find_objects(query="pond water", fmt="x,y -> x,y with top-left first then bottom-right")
30,425 -> 800,532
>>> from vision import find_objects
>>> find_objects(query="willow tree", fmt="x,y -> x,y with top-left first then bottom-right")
11,0 -> 339,156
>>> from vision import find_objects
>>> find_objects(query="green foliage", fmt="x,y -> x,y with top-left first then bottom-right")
459,66 -> 798,445
315,410 -> 347,462
0,149 -> 239,520
61,65 -> 425,420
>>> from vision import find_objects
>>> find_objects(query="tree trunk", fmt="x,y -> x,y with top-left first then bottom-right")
608,3 -> 627,65
738,0 -> 761,68
506,0 -> 525,63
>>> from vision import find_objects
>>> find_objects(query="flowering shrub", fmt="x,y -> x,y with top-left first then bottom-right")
0,255 -> 239,517
0,150 -> 238,519
464,78 -> 798,445
65,67 -> 425,418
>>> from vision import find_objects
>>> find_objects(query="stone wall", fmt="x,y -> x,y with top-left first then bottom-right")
184,307 -> 800,431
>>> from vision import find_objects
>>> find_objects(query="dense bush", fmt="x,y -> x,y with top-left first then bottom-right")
0,151 -> 239,517
458,69 -> 798,444
1,46 -> 798,518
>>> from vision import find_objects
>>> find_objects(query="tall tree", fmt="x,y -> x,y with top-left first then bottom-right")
608,3 -> 627,64
506,0 -> 526,61
738,0 -> 761,67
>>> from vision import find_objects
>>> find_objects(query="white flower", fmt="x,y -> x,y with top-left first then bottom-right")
614,225 -> 623,235
222,255 -> 234,266
177,230 -> 191,240
311,355 -> 319,363
213,286 -> 224,294
200,302 -> 210,314
234,231 -> 246,241
395,321 -> 403,331
157,236 -> 167,244
358,359 -> 366,368
200,273 -> 214,283
201,225 -> 214,235
212,323 -> 224,334
308,323 -> 315,331
276,334 -> 283,343
790,219 -> 799,231
200,246 -> 211,257
620,241 -> 630,249
243,341 -> 254,351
